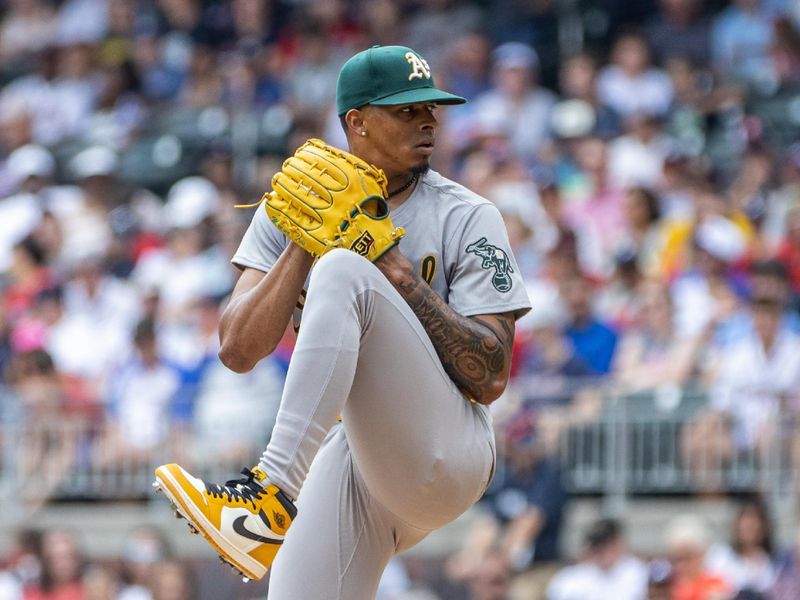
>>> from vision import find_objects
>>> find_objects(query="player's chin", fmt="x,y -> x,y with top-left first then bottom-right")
410,154 -> 431,173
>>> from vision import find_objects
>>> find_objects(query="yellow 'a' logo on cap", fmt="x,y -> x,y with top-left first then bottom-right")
405,52 -> 431,81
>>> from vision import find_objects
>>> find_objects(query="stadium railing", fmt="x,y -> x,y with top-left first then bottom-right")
0,382 -> 797,523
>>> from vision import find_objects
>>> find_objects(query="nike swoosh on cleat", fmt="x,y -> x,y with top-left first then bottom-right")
232,516 -> 283,545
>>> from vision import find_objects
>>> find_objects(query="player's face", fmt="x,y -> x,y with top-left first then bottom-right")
362,103 -> 438,177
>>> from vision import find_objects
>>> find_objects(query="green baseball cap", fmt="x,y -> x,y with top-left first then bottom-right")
336,45 -> 466,116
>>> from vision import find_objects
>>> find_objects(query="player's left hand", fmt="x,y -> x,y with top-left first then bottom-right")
264,138 -> 406,262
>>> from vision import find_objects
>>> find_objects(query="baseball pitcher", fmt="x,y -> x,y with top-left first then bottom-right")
154,45 -> 531,599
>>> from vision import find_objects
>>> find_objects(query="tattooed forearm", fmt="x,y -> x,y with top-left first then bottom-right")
394,270 -> 515,404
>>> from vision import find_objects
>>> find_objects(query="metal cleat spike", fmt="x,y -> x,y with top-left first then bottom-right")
218,556 -> 249,580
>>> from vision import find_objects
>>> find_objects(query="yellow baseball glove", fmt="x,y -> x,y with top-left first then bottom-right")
264,138 -> 405,262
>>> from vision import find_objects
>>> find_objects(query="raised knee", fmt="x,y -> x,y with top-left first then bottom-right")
318,248 -> 370,269
310,249 -> 377,289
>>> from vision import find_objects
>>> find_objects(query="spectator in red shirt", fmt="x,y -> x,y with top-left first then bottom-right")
3,238 -> 53,320
665,514 -> 732,600
774,204 -> 800,297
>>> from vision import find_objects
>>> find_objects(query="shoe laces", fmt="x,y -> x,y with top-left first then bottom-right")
205,468 -> 265,507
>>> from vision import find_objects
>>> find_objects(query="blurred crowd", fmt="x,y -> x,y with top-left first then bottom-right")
442,500 -> 800,600
4,503 -> 800,599
0,525 -> 272,600
4,0 -> 800,598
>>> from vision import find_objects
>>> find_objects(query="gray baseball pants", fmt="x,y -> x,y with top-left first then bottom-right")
260,249 -> 496,600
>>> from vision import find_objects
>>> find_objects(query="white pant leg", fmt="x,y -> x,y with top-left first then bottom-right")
267,428 -> 429,600
260,249 -> 495,528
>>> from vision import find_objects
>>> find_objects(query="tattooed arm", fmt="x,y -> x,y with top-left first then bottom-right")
376,248 -> 515,405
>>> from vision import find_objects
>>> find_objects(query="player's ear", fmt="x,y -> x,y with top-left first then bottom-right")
344,108 -> 367,138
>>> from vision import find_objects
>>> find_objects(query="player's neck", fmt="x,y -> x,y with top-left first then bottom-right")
386,171 -> 419,210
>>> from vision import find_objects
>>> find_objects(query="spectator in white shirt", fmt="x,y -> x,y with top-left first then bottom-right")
0,0 -> 56,66
54,146 -> 121,269
471,42 -> 557,162
608,116 -> 671,189
547,519 -> 648,600
683,261 -> 800,490
0,44 -> 97,146
612,279 -> 701,391
63,256 -> 140,324
95,317 -> 183,469
0,144 -> 54,270
55,0 -> 108,45
132,176 -> 234,320
709,289 -> 800,449
711,0 -> 776,86
670,213 -> 749,339
597,31 -> 674,119
558,52 -> 622,139
705,497 -> 776,594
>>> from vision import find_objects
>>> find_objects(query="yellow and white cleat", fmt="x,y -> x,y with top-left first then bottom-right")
153,464 -> 295,581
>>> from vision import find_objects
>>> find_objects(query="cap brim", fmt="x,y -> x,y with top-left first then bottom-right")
369,87 -> 466,107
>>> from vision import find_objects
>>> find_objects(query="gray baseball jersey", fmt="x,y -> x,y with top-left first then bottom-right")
233,168 -> 531,599
233,168 -> 531,325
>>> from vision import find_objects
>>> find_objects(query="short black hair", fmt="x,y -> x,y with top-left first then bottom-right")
629,186 -> 661,224
35,286 -> 62,305
585,518 -> 622,549
22,349 -> 56,375
750,259 -> 789,282
733,496 -> 774,556
134,317 -> 157,344
15,236 -> 46,266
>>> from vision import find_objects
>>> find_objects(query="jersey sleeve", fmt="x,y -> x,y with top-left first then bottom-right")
446,203 -> 532,319
231,204 -> 289,272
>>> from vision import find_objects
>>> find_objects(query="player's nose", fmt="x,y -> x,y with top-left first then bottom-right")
420,112 -> 438,131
